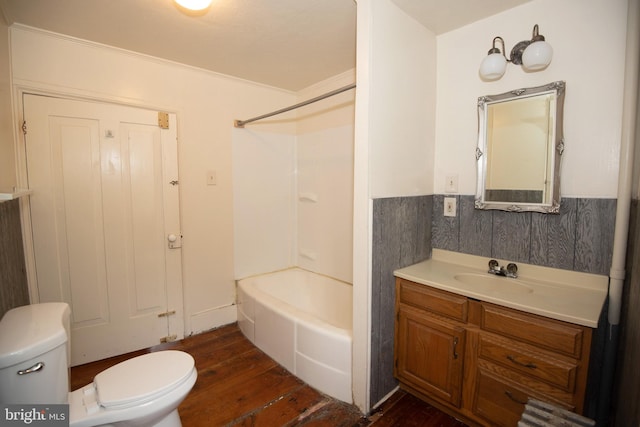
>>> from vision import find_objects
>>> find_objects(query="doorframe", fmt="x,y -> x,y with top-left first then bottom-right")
12,85 -> 187,342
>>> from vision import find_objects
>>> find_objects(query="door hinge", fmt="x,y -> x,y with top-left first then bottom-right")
158,112 -> 170,129
22,121 -> 27,135
157,310 -> 176,318
160,334 -> 177,343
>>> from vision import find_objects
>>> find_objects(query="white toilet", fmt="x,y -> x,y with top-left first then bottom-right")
0,303 -> 197,427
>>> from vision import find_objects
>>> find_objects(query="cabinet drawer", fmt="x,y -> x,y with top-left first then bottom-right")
473,369 -> 574,427
478,334 -> 577,392
480,303 -> 584,358
397,278 -> 468,322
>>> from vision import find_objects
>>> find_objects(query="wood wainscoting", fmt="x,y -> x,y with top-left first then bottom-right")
0,199 -> 29,318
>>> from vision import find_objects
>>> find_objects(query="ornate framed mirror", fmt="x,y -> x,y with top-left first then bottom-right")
475,81 -> 565,213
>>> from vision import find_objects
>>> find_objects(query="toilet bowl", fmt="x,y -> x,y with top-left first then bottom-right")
0,303 -> 197,427
69,350 -> 197,427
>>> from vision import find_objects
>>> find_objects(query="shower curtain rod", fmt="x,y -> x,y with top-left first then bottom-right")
234,83 -> 356,128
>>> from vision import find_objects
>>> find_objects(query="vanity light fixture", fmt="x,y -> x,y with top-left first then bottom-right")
174,0 -> 212,12
479,24 -> 553,81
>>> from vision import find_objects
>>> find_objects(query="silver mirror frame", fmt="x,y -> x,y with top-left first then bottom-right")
475,81 -> 565,214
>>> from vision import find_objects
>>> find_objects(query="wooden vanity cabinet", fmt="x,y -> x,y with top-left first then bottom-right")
394,278 -> 593,427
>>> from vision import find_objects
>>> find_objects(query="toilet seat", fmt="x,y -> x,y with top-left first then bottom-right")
69,350 -> 197,427
94,350 -> 195,409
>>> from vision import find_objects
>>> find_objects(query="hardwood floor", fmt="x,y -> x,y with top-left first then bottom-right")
70,323 -> 467,426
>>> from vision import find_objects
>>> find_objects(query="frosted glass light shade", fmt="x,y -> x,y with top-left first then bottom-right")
174,0 -> 212,10
522,40 -> 553,71
479,53 -> 507,80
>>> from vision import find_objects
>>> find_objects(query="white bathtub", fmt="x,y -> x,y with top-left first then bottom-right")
236,268 -> 352,403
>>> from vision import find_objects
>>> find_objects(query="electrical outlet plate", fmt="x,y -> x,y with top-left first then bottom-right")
444,197 -> 457,217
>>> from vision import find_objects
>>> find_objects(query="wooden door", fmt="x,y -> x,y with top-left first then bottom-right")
23,94 -> 183,366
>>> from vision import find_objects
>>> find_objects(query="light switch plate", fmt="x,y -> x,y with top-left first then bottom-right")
206,170 -> 217,186
445,175 -> 458,193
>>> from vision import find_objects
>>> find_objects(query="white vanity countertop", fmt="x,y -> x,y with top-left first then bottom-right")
394,249 -> 608,328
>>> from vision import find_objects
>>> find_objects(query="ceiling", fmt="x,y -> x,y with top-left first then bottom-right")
0,0 -> 531,92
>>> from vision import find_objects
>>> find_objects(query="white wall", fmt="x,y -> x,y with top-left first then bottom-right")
368,0 -> 436,198
435,0 -> 628,198
352,0 -> 437,412
10,25 -> 298,335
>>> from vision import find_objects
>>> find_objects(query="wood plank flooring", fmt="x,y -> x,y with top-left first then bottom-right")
70,323 -> 467,426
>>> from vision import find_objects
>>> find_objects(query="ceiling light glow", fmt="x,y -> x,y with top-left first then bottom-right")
174,0 -> 212,11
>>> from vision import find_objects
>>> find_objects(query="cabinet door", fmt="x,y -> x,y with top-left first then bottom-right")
395,306 -> 466,407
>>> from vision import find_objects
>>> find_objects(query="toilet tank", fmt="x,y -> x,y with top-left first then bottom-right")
0,303 -> 71,404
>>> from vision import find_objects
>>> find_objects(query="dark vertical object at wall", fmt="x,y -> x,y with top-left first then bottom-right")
612,198 -> 640,426
584,298 -> 607,422
0,199 -> 30,318
370,195 -> 432,406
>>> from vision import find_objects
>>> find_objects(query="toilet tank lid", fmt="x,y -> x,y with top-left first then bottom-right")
0,303 -> 70,369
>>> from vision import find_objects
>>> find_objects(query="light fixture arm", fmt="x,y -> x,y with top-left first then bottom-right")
487,36 -> 506,57
530,24 -> 545,43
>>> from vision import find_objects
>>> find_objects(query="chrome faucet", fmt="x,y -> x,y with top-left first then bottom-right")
488,259 -> 518,278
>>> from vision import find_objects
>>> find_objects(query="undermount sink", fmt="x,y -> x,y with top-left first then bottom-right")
454,273 -> 534,294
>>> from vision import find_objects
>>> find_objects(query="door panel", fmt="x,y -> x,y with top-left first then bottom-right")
123,124 -> 167,314
24,94 -> 183,365
52,117 -> 109,326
